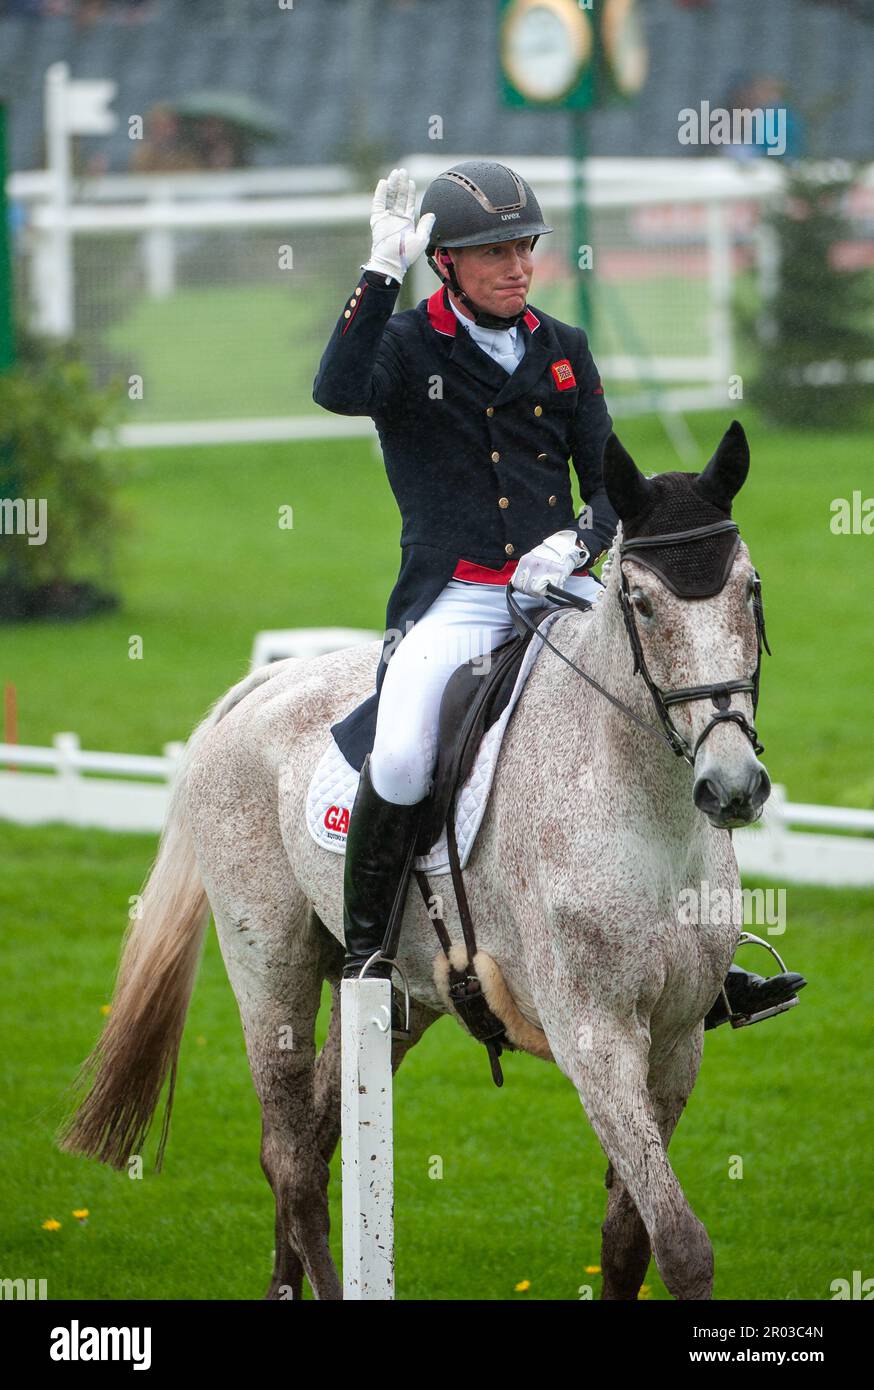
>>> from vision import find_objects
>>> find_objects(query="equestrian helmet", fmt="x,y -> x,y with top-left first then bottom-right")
420,161 -> 553,253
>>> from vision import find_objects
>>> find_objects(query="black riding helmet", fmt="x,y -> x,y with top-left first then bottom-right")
420,160 -> 553,329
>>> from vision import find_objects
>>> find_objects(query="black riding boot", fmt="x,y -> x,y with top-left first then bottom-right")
341,754 -> 424,1039
704,962 -> 807,1031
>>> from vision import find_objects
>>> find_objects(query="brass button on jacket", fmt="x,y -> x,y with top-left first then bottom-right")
537,452 -> 547,461
498,496 -> 509,509
534,405 -> 543,417
548,495 -> 557,506
504,542 -> 515,556
486,406 -> 494,417
491,450 -> 500,463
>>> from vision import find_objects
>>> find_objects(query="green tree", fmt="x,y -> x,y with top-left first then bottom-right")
0,330 -> 129,621
746,161 -> 874,428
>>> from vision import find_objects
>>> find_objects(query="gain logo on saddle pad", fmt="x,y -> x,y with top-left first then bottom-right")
323,804 -> 350,841
550,358 -> 576,390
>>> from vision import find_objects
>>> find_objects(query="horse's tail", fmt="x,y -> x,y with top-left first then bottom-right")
57,662 -> 288,1171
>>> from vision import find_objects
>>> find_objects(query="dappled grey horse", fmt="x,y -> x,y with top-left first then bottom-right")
61,422 -> 774,1300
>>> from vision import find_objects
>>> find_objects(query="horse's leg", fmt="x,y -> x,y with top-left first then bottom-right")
600,1161 -> 651,1300
599,1029 -> 705,1300
570,1015 -> 713,1300
201,841 -> 342,1301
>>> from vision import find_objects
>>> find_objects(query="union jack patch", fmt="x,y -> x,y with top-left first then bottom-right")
550,359 -> 577,390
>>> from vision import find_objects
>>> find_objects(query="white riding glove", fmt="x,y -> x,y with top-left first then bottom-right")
362,167 -> 436,284
511,529 -> 587,597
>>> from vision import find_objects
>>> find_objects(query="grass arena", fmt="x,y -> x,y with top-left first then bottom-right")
2,408 -> 871,1300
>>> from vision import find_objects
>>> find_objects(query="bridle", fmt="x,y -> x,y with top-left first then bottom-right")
506,518 -> 771,769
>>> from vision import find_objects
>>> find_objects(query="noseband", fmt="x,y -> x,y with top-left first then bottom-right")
507,518 -> 771,769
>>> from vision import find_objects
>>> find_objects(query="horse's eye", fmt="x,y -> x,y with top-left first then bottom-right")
632,591 -> 653,618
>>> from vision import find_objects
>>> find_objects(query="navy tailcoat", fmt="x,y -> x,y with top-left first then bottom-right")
312,270 -> 619,770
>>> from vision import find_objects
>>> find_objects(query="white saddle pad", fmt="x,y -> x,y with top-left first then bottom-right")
305,608 -> 567,874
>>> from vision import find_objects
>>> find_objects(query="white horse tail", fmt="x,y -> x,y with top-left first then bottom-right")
58,662 -> 286,1171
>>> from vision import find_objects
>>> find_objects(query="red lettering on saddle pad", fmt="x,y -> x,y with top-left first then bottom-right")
324,805 -> 349,835
550,358 -> 577,390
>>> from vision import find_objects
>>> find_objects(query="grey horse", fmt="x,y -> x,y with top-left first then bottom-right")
60,423 -> 777,1300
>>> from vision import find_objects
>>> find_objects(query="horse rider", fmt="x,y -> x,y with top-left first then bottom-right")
313,161 -> 805,1035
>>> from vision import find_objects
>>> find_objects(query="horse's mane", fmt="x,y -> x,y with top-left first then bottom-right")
597,522 -> 624,592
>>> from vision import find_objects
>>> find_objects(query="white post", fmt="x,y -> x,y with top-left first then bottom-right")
41,62 -> 118,338
706,197 -> 733,394
340,977 -> 394,1300
143,184 -> 176,298
43,62 -> 74,338
53,730 -> 81,822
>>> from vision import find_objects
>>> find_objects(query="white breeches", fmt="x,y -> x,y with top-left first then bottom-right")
369,572 -> 604,805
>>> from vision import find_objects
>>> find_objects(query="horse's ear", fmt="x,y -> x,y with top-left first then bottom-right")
603,432 -> 652,521
695,420 -> 750,511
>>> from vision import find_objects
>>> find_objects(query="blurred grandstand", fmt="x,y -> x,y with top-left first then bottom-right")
1,0 -> 873,443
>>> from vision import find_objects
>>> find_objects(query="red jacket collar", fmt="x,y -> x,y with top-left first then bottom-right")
426,286 -> 540,337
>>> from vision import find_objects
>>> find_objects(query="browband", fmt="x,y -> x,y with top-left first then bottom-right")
619,519 -> 740,599
620,519 -> 740,552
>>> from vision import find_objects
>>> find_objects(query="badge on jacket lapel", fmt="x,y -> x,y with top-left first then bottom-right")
550,358 -> 577,391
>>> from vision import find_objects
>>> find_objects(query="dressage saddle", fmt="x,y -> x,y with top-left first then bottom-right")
414,601 -> 554,857
388,600 -> 557,1084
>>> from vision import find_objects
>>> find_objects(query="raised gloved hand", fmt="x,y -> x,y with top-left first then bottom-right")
362,167 -> 436,284
511,529 -> 587,597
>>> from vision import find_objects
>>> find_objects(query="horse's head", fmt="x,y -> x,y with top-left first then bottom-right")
603,420 -> 771,829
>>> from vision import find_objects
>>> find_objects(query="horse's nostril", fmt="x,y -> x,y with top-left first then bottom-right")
748,766 -> 771,806
693,777 -> 721,815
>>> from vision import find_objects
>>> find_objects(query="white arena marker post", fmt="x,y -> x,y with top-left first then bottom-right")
341,976 -> 395,1300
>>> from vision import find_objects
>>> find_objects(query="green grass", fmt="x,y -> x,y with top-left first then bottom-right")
2,407 -> 872,806
0,821 -> 869,1300
1,407 -> 872,1299
104,283 -> 339,422
94,264 -> 717,421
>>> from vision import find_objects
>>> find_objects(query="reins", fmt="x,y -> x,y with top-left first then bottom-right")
506,519 -> 770,769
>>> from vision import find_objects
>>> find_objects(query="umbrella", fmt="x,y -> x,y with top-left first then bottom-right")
168,90 -> 281,143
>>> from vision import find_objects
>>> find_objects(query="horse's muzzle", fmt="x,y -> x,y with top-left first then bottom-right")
692,763 -> 771,829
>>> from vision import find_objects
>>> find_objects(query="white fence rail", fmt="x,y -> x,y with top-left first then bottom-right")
15,64 -> 839,446
1,734 -> 872,887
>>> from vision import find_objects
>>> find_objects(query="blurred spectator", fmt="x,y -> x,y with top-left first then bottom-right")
721,75 -> 805,161
73,0 -> 157,23
1,0 -> 54,14
187,115 -> 250,170
128,104 -> 201,173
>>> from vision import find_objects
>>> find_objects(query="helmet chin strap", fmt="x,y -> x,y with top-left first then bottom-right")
429,252 -> 528,330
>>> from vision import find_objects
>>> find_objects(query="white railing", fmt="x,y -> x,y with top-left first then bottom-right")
12,68 -> 815,445
1,736 -> 872,888
0,733 -> 185,834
